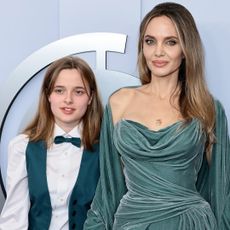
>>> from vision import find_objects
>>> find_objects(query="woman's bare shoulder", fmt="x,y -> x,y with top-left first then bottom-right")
109,87 -> 138,123
110,87 -> 135,102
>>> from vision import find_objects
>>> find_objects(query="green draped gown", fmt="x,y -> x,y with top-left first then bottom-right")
84,99 -> 230,230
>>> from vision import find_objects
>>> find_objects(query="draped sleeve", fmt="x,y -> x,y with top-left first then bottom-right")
84,103 -> 127,230
197,99 -> 230,229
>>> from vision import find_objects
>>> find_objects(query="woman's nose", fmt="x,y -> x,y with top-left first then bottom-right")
154,44 -> 165,57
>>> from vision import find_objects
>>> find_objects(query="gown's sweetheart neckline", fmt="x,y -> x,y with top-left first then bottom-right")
116,118 -> 185,133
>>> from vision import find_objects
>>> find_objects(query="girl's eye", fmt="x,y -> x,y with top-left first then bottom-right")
74,90 -> 86,95
54,88 -> 64,94
166,40 -> 177,46
144,38 -> 155,45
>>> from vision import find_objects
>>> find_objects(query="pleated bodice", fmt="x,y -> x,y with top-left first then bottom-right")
112,119 -> 217,229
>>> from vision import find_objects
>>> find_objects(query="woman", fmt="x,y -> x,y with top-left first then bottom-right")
0,56 -> 103,229
84,2 -> 230,230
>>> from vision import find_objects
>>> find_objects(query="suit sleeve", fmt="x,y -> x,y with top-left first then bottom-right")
84,104 -> 127,230
0,134 -> 30,230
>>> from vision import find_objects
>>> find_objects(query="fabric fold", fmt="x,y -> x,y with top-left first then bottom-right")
84,99 -> 230,230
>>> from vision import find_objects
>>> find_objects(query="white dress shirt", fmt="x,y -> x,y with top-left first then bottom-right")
0,124 -> 83,230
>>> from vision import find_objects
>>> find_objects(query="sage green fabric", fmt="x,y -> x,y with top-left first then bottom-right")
84,99 -> 230,230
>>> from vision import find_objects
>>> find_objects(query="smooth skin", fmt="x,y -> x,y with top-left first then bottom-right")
110,16 -> 184,131
49,69 -> 92,133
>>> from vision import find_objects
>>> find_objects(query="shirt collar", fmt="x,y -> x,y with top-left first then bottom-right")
53,123 -> 82,138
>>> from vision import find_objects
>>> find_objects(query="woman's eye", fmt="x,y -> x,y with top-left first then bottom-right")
166,40 -> 177,46
144,38 -> 155,45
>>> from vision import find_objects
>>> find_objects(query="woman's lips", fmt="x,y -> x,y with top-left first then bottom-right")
152,60 -> 168,67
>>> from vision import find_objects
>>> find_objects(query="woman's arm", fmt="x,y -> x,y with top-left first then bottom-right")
197,100 -> 230,229
0,134 -> 30,230
210,100 -> 230,228
84,102 -> 127,230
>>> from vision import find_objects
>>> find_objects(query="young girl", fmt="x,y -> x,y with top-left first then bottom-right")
0,56 -> 103,229
84,2 -> 230,230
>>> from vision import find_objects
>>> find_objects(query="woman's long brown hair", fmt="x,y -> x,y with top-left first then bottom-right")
137,2 -> 215,159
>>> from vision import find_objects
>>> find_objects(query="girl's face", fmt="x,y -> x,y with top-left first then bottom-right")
143,16 -> 184,80
49,68 -> 91,132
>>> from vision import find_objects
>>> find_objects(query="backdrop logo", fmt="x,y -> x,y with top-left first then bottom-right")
0,32 -> 139,195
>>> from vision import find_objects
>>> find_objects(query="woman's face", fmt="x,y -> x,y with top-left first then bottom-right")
143,15 -> 184,80
49,68 -> 91,132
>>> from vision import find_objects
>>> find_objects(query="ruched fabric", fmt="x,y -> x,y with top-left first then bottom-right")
84,99 -> 230,230
112,119 -> 217,229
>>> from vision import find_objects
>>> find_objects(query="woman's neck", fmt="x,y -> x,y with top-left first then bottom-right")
145,77 -> 180,100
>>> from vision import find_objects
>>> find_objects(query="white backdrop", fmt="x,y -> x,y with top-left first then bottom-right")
0,0 -> 229,210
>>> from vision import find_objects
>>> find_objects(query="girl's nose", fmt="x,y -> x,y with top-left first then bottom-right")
64,92 -> 73,104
